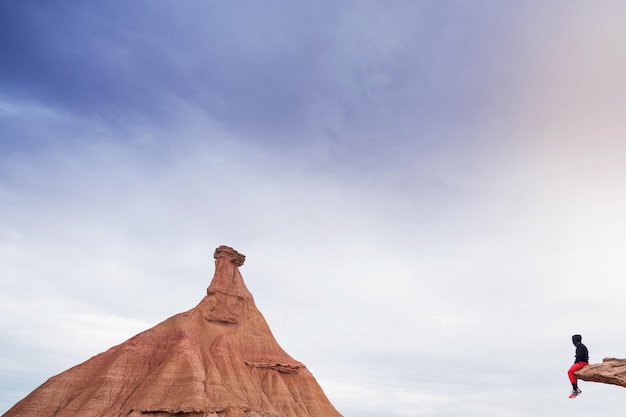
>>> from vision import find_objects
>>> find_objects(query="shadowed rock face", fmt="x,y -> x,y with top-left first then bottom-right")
3,246 -> 343,417
575,358 -> 626,388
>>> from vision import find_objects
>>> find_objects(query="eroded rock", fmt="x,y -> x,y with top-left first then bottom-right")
3,246 -> 342,417
575,357 -> 626,388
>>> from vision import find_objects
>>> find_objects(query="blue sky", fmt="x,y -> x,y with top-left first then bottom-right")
2,1 -> 626,416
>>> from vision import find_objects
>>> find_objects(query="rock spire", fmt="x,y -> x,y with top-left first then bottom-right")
3,246 -> 343,417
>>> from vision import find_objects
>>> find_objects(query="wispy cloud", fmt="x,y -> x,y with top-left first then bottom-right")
3,1 -> 626,416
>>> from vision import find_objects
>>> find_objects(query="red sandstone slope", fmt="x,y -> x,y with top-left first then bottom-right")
3,246 -> 343,417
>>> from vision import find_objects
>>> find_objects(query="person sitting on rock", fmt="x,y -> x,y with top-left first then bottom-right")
568,334 -> 589,398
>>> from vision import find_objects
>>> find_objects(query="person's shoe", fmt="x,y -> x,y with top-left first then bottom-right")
569,388 -> 582,398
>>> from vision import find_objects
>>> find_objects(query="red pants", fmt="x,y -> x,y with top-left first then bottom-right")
568,362 -> 588,383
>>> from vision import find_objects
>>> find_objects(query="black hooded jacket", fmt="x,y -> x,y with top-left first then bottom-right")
572,334 -> 589,363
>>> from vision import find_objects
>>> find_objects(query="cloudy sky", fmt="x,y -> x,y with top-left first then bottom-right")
2,1 -> 626,416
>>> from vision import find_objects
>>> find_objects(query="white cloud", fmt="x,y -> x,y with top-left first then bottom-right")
3,104 -> 626,415
4,2 -> 626,416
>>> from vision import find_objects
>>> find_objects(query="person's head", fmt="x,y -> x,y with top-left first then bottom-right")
572,334 -> 582,345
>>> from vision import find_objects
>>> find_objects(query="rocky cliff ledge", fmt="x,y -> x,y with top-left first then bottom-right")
575,358 -> 626,388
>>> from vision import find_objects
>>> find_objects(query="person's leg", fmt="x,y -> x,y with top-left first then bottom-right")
568,362 -> 588,390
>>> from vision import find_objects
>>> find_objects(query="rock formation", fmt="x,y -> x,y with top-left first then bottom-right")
575,358 -> 626,388
3,245 -> 343,417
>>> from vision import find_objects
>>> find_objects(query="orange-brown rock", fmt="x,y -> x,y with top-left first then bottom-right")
3,245 -> 343,417
575,358 -> 626,389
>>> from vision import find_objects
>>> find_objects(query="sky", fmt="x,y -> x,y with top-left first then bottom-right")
2,1 -> 626,416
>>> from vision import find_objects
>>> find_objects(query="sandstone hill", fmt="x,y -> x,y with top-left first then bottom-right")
575,358 -> 626,388
3,246 -> 343,417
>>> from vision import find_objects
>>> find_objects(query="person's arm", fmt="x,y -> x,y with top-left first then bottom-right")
575,345 -> 584,362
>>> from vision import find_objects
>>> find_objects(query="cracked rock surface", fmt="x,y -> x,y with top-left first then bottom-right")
575,358 -> 626,388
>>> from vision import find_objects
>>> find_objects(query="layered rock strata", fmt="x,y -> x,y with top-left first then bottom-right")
3,245 -> 343,417
575,357 -> 626,388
